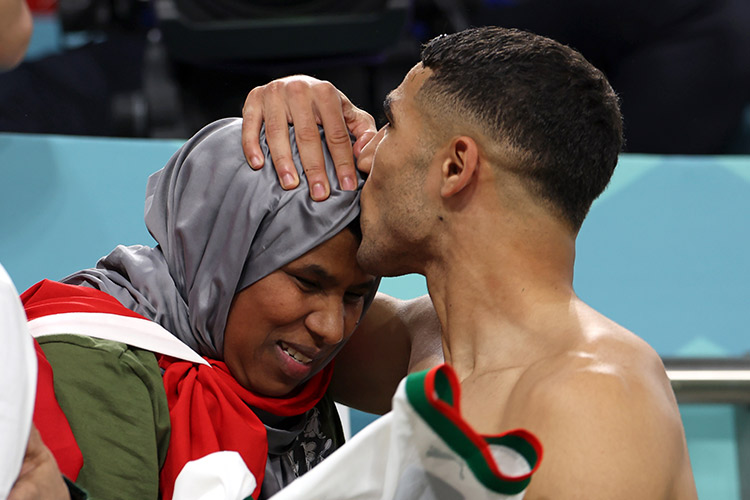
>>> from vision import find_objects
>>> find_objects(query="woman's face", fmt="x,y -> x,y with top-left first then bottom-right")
223,229 -> 376,397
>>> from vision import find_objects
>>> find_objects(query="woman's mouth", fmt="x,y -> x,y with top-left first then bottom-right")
279,341 -> 313,365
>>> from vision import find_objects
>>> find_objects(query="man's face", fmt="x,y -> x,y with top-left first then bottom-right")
356,64 -> 436,277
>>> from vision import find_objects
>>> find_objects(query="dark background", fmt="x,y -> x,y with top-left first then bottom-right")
3,0 -> 750,154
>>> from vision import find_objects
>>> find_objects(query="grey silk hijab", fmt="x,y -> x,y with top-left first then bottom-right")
63,117 -> 369,360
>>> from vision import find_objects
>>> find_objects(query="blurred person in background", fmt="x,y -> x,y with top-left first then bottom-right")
0,0 -> 33,69
463,0 -> 750,154
3,0 -> 748,154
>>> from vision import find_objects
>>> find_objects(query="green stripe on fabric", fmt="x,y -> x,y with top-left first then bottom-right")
433,366 -> 454,406
486,434 -> 539,469
405,368 -> 533,495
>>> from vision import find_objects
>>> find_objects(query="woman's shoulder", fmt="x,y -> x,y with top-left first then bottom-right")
38,333 -> 171,499
38,332 -> 142,352
38,333 -> 162,384
23,279 -> 207,364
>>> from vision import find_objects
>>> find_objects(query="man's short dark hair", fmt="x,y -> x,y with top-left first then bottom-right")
420,27 -> 623,230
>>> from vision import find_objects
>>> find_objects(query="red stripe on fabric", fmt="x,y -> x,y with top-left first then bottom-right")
32,338 -> 84,481
21,280 -> 147,321
483,428 -> 544,471
424,365 -> 539,482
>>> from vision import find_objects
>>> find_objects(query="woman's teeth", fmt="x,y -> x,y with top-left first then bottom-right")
281,343 -> 313,364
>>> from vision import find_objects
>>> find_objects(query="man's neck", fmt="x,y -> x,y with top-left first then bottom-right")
423,212 -> 579,380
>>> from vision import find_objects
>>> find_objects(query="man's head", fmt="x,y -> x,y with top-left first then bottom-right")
357,26 -> 623,275
417,26 -> 623,230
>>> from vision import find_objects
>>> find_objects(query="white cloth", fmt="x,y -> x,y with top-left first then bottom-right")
28,311 -> 208,365
173,451 -> 257,500
271,364 -> 542,500
0,264 -> 37,498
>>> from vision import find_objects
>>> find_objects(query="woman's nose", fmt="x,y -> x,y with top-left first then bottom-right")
305,299 -> 345,346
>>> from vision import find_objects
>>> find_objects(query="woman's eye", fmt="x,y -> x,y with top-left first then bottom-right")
294,276 -> 318,291
344,292 -> 365,304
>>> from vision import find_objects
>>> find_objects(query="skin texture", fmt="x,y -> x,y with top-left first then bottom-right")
328,293 -> 444,415
7,426 -> 70,500
355,70 -> 439,278
239,61 -> 698,497
0,0 -> 32,70
223,229 -> 376,397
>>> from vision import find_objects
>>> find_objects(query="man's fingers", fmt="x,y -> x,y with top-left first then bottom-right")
353,129 -> 378,159
241,88 -> 268,170
314,85 -> 359,191
356,126 -> 385,175
240,75 -> 376,199
341,93 -> 377,146
262,82 -> 300,190
341,95 -> 377,167
287,80 -> 331,200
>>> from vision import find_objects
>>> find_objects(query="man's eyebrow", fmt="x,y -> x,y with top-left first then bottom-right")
383,94 -> 395,126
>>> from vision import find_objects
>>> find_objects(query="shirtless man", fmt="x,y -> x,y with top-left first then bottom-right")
242,26 -> 698,499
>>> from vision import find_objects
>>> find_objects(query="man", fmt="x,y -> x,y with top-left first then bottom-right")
242,27 -> 698,498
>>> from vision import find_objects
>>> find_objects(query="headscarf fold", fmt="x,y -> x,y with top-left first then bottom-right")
63,118 -> 370,360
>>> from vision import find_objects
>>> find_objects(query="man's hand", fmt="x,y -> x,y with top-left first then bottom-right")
8,425 -> 71,500
241,75 -> 377,201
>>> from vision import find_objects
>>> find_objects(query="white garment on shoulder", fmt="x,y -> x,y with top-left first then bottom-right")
0,264 -> 37,498
270,364 -> 541,500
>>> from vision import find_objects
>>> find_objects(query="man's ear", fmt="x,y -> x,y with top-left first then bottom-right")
440,136 -> 479,198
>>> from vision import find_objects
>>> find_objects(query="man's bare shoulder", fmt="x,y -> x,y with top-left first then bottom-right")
503,311 -> 697,499
522,313 -> 672,404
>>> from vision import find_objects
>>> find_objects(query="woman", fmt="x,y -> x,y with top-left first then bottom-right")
21,117 -> 407,500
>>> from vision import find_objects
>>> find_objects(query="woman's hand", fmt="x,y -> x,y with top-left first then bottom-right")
241,75 -> 377,201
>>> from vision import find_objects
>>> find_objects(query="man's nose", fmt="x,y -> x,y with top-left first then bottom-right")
357,127 -> 386,175
305,298 -> 345,346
